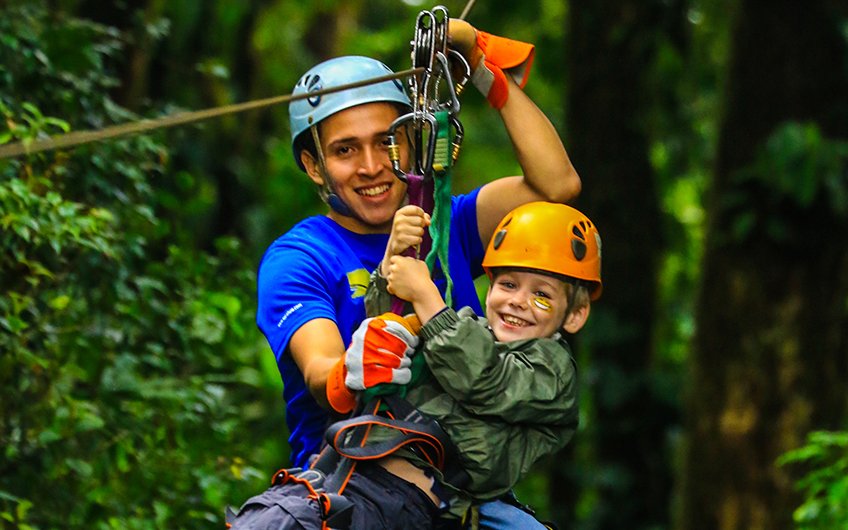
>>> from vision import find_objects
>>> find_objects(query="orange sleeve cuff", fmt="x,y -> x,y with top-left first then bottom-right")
476,31 -> 535,89
376,312 -> 422,335
326,357 -> 356,414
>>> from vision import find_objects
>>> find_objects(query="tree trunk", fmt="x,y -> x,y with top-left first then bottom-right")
680,2 -> 848,529
563,1 -> 687,527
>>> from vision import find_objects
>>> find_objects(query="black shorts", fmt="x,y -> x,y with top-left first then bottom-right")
231,463 -> 440,530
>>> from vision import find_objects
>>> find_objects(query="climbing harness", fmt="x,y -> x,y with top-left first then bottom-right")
226,395 -> 470,529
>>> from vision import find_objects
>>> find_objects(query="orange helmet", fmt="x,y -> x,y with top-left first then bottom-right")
482,202 -> 603,300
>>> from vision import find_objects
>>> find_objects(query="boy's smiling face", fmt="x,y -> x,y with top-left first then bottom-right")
485,269 -> 569,342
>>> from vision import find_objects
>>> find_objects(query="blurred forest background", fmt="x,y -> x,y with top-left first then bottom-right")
1,0 -> 847,529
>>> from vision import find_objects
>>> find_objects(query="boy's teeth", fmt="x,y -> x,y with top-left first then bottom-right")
503,315 -> 528,327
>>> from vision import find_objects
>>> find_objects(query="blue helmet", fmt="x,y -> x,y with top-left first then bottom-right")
289,56 -> 412,170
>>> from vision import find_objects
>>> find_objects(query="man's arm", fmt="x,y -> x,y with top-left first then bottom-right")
288,318 -> 346,408
475,77 -> 581,246
447,19 -> 580,245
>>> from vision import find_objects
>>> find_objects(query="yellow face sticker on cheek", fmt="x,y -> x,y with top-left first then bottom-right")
532,297 -> 553,312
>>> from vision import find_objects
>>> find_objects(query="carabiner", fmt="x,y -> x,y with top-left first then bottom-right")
386,111 -> 438,180
447,48 -> 471,98
450,115 -> 464,165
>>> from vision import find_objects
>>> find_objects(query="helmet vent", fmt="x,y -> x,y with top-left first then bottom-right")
493,229 -> 508,250
307,75 -> 322,107
572,239 -> 587,261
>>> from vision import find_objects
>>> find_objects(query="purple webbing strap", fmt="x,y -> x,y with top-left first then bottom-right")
391,172 -> 435,315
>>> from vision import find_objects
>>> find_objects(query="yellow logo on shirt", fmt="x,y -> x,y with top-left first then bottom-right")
347,268 -> 370,299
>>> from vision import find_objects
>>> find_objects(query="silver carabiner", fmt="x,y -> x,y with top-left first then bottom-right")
447,48 -> 471,99
386,111 -> 438,180
433,51 -> 461,114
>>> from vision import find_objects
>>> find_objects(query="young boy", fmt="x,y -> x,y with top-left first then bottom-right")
354,201 -> 601,522
231,202 -> 601,529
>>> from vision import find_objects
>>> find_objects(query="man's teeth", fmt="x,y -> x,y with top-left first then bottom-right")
503,315 -> 529,327
358,184 -> 390,197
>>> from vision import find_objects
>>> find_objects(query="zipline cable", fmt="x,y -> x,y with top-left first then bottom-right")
459,0 -> 476,20
0,67 -> 424,160
0,0 -> 478,161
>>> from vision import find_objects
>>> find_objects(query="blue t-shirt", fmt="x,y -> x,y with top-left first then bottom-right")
256,189 -> 486,467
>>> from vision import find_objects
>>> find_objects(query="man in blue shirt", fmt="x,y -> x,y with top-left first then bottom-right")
256,20 -> 581,470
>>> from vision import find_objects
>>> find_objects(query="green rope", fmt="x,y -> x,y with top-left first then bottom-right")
424,110 -> 454,307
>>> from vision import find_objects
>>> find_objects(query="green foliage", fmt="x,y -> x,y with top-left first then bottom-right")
726,122 -> 848,243
778,431 -> 848,530
0,102 -> 70,146
0,4 -> 277,528
753,123 -> 848,214
0,1 -> 761,528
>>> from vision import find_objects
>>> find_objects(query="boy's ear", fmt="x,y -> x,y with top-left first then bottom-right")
301,151 -> 324,186
563,304 -> 590,334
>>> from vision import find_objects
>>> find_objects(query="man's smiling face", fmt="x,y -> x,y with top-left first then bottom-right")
303,102 -> 409,234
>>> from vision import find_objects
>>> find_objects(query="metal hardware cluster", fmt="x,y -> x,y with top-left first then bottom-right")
388,6 -> 469,181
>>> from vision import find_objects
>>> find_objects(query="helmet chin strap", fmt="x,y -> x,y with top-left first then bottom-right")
310,125 -> 355,218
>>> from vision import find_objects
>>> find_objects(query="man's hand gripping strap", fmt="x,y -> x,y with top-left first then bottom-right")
346,313 -> 419,388
328,313 -> 420,413
471,31 -> 535,109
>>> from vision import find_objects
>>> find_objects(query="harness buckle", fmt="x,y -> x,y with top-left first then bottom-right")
318,492 -> 355,530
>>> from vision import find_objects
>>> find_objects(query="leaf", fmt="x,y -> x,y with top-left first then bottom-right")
21,258 -> 53,278
48,295 -> 71,310
0,490 -> 22,502
116,441 -> 131,473
42,116 -> 70,132
76,410 -> 105,433
65,458 -> 93,478
37,428 -> 63,445
208,292 -> 242,319
21,102 -> 42,120
794,498 -> 823,523
15,499 -> 33,522
1,315 -> 29,334
190,311 -> 226,345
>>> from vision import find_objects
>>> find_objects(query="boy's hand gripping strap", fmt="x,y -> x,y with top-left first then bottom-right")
470,31 -> 535,109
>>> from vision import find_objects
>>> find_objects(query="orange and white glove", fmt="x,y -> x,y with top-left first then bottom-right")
325,313 -> 420,414
449,19 -> 535,109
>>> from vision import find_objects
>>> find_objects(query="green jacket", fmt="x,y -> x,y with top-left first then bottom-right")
365,273 -> 579,501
